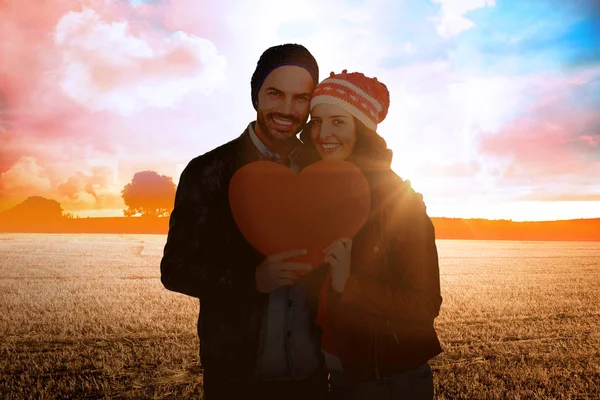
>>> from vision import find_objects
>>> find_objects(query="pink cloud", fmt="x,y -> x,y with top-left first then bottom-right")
0,0 -> 227,120
54,7 -> 227,115
580,135 -> 599,146
478,117 -> 577,176
0,0 -> 229,185
475,70 -> 600,198
55,166 -> 124,211
0,157 -> 52,196
477,66 -> 600,164
0,156 -> 123,212
162,0 -> 236,41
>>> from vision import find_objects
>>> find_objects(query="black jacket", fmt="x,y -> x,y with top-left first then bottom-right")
313,168 -> 443,382
161,127 -> 270,379
160,127 -> 324,380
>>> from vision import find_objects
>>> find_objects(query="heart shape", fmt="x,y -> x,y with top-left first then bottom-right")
229,160 -> 371,271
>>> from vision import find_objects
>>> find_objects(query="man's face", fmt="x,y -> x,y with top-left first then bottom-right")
255,65 -> 314,142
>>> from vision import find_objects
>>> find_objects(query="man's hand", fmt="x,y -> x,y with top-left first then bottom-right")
255,249 -> 312,293
323,238 -> 353,293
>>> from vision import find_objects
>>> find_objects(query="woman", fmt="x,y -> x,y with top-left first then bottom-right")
299,70 -> 443,399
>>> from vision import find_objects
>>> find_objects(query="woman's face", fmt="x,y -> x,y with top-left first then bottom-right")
309,103 -> 357,161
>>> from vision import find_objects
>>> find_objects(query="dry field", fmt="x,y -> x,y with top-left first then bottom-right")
1,234 -> 599,399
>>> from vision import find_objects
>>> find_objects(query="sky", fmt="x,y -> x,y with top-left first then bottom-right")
1,0 -> 599,221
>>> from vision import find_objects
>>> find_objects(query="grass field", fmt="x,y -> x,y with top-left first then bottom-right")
1,234 -> 599,399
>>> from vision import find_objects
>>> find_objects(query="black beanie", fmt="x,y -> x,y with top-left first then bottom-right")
251,43 -> 319,110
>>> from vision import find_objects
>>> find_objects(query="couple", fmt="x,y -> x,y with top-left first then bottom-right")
160,43 -> 443,400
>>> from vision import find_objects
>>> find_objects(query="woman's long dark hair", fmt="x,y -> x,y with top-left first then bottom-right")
297,117 -> 400,246
298,117 -> 393,173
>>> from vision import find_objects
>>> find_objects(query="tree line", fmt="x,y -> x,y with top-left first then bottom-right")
1,171 -> 176,219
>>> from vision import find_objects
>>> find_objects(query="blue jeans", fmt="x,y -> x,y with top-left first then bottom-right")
329,363 -> 434,400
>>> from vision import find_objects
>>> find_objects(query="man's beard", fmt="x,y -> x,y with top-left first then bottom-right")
257,111 -> 306,142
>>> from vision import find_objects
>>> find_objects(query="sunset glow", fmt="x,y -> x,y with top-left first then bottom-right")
1,0 -> 599,221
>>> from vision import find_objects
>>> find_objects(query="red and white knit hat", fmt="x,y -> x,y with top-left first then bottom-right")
310,69 -> 390,131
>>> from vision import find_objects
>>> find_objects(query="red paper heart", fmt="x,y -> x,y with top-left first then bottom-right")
229,160 -> 371,271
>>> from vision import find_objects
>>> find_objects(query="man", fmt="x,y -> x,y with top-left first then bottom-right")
160,44 -> 328,400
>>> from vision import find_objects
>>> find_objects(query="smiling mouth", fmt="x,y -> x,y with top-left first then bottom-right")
319,143 -> 342,151
271,117 -> 294,128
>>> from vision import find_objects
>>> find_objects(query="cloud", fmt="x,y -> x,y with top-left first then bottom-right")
54,8 -> 227,115
431,0 -> 496,39
478,118 -> 581,177
380,62 -> 600,208
1,0 -> 599,220
0,0 -> 230,200
442,0 -> 600,75
580,135 -> 600,146
0,156 -> 123,212
0,157 -> 52,196
55,166 -> 124,210
475,67 -> 600,193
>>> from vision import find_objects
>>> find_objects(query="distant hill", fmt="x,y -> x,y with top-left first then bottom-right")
430,217 -> 600,242
1,196 -> 64,216
1,211 -> 599,242
0,196 -> 168,234
0,196 -> 66,227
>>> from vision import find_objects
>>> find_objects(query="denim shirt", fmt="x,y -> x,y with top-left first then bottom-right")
247,122 -> 321,381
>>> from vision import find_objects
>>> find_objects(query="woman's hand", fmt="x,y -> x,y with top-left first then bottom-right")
323,238 -> 353,293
